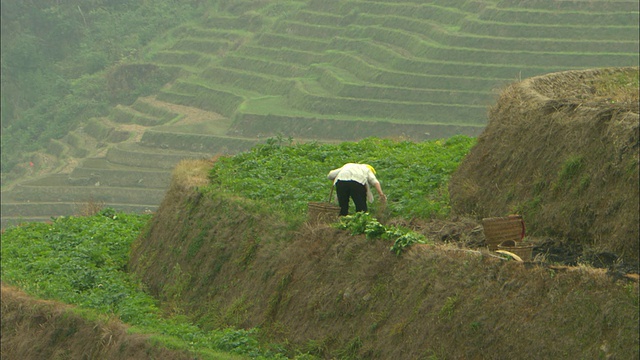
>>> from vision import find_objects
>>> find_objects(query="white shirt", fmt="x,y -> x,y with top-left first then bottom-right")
327,163 -> 379,186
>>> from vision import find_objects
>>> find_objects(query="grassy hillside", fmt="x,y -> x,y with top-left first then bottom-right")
129,187 -> 638,359
3,143 -> 637,358
3,64 -> 639,357
0,210 -> 285,359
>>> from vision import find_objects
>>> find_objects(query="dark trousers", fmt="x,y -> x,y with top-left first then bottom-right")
335,180 -> 367,216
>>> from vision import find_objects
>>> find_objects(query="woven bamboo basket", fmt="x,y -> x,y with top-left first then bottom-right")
481,215 -> 525,251
307,202 -> 340,223
497,240 -> 534,261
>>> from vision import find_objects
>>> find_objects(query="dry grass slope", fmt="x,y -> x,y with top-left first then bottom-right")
0,284 -> 195,360
449,67 -> 639,265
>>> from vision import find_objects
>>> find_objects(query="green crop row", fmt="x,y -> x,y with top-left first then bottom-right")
162,80 -> 245,117
479,6 -> 639,26
292,10 -> 345,27
155,91 -> 197,112
328,38 -> 537,79
330,51 -> 509,91
130,100 -> 180,123
139,130 -> 258,154
203,15 -> 256,31
422,46 -> 637,69
221,54 -> 309,78
231,112 -> 483,141
170,25 -> 247,41
353,13 -> 637,54
47,139 -> 70,157
69,167 -> 170,189
106,144 -> 202,170
340,25 -> 637,68
109,105 -> 164,127
256,32 -> 330,52
289,81 -> 486,124
0,202 -> 155,218
151,50 -> 208,67
8,183 -> 166,204
347,25 -> 430,57
305,0 -> 351,14
62,132 -> 89,158
238,45 -> 323,66
275,20 -> 343,39
318,1 -> 469,25
407,0 -> 480,8
170,38 -> 231,54
459,18 -> 640,41
84,118 -> 115,141
200,66 -> 294,96
1,202 -> 79,217
497,0 -> 638,12
315,65 -> 494,105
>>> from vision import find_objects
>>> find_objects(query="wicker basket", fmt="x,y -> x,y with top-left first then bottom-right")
497,240 -> 534,261
482,215 -> 525,251
307,202 -> 340,223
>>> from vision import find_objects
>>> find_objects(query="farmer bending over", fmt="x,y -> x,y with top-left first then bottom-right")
327,163 -> 386,216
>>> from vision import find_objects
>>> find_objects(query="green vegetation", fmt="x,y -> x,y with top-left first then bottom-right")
206,135 -> 476,223
1,135 -> 473,357
3,124 -> 638,358
0,209 -> 294,359
2,1 -> 638,356
335,212 -> 430,255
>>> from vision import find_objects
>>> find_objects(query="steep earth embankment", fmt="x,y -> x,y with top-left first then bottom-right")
126,158 -> 639,359
0,284 -> 196,360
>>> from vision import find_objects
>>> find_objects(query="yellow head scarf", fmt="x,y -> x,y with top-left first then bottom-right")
364,164 -> 376,174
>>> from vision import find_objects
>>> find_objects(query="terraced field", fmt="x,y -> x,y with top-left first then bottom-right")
2,0 -> 638,227
0,98 -> 250,227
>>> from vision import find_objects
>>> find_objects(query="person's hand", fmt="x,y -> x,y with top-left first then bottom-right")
380,193 -> 387,202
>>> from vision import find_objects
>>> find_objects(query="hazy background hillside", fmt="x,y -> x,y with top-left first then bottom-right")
1,0 -> 638,226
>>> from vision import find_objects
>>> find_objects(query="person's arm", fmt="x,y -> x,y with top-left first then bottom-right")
327,168 -> 341,181
373,182 -> 386,202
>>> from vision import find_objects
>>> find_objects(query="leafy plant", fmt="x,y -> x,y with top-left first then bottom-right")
387,229 -> 428,256
333,212 -> 430,255
336,212 -> 374,235
364,218 -> 386,239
